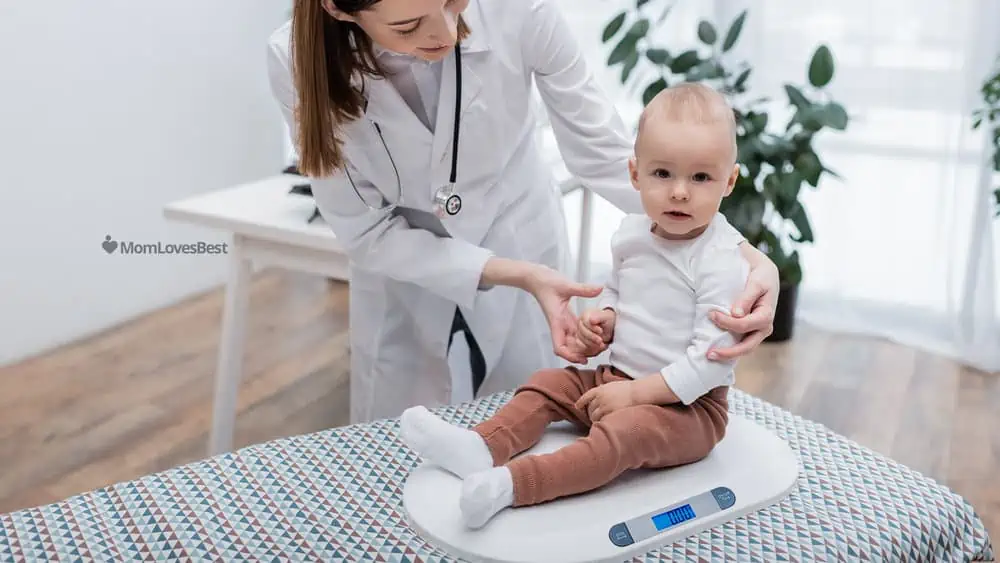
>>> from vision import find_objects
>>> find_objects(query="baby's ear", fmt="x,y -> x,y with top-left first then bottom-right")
628,157 -> 640,189
725,164 -> 739,195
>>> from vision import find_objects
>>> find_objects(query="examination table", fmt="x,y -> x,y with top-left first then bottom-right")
0,388 -> 993,561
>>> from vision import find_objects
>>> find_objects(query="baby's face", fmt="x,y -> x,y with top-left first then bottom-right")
629,119 -> 738,240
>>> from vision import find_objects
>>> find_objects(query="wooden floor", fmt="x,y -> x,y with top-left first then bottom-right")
1,269 -> 997,543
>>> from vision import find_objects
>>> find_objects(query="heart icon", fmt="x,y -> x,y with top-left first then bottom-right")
102,235 -> 118,254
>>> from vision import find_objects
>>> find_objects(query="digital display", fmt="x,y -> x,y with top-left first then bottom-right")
651,503 -> 696,530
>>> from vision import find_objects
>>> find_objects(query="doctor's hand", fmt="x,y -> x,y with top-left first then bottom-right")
525,266 -> 604,364
708,256 -> 779,360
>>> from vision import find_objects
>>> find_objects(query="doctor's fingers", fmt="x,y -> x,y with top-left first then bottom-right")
548,278 -> 605,302
708,329 -> 768,361
710,308 -> 770,336
556,340 -> 586,364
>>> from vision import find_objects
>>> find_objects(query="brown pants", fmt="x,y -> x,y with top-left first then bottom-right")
472,365 -> 730,507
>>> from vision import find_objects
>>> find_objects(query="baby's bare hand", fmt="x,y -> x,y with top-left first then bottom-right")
580,308 -> 616,344
573,333 -> 606,358
576,315 -> 605,348
575,380 -> 635,422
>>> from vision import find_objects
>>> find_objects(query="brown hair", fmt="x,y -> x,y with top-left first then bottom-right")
291,0 -> 470,177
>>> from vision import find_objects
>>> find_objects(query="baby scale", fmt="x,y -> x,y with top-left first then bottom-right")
402,413 -> 799,563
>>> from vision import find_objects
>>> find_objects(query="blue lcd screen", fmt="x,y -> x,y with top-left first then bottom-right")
651,504 -> 696,530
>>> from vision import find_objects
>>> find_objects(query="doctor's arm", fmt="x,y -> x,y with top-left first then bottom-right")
266,41 -> 596,317
709,243 -> 779,358
631,248 -> 750,406
520,0 -> 642,215
267,43 -> 495,311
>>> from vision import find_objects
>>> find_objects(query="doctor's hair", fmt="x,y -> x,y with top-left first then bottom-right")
291,0 -> 470,178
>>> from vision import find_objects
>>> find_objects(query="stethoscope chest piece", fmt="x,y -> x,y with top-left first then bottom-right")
434,184 -> 462,217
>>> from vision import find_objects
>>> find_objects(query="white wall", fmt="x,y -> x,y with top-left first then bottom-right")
0,1 -> 290,366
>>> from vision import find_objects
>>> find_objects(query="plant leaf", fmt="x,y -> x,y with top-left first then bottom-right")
734,67 -> 752,91
656,3 -> 673,24
607,27 -> 641,66
784,85 -> 810,108
808,45 -> 835,87
722,10 -> 747,52
602,12 -> 626,43
819,102 -> 849,130
781,251 -> 803,285
646,48 -> 671,65
687,60 -> 725,81
669,50 -> 700,73
732,195 -> 766,239
761,172 -> 781,202
697,21 -> 717,45
788,202 -> 814,244
627,17 -> 651,38
795,152 -> 822,186
760,229 -> 782,256
621,50 -> 640,83
781,170 -> 806,199
795,105 -> 825,131
822,165 -> 843,180
642,78 -> 668,105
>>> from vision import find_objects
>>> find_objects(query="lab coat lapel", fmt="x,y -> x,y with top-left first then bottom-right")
362,73 -> 433,144
430,38 -> 486,181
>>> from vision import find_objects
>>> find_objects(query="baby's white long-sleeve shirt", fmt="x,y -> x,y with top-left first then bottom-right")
597,213 -> 750,405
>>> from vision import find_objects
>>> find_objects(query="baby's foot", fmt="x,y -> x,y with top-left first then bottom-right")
399,405 -> 493,478
460,467 -> 514,529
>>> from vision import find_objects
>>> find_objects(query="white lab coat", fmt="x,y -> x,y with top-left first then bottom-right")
266,0 -> 643,424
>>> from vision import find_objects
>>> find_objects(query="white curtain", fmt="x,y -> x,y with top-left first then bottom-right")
552,0 -> 1000,373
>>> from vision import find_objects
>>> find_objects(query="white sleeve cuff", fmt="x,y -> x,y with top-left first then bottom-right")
458,246 -> 496,310
660,362 -> 708,406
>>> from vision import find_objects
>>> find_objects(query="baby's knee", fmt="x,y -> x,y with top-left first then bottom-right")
600,406 -> 720,465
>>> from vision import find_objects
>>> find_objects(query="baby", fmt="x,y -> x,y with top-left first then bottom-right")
400,82 -> 750,529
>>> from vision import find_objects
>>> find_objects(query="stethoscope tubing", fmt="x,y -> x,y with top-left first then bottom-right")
344,43 -> 463,216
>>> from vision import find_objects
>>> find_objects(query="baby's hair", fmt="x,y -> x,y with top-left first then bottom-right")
635,82 -> 738,162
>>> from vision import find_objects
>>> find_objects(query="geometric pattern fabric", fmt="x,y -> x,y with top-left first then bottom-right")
0,388 -> 994,561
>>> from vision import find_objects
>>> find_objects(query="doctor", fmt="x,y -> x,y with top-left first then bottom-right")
267,0 -> 780,424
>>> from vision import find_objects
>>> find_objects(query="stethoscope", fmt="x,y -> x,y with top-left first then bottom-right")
344,43 -> 463,218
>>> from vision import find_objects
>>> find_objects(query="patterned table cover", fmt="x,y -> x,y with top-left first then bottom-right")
1,388 -> 994,562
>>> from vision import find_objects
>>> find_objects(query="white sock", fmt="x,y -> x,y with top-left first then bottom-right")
399,405 -> 493,478
460,466 -> 514,529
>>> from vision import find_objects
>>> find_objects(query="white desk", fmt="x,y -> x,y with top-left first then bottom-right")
164,165 -> 591,456
163,174 -> 351,455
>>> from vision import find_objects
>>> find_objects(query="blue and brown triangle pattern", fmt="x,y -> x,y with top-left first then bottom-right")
0,388 -> 994,561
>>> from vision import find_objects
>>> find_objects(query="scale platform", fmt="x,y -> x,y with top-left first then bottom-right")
402,412 -> 799,563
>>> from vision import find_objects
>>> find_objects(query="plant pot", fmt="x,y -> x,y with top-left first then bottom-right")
766,282 -> 799,342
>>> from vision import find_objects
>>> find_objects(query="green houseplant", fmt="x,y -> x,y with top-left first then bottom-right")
972,53 -> 1000,217
601,4 -> 850,341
